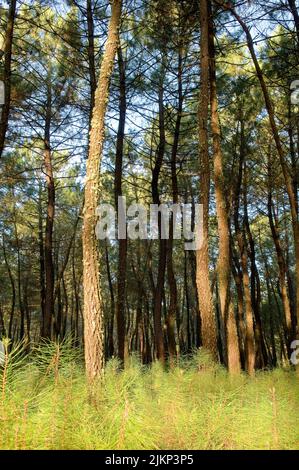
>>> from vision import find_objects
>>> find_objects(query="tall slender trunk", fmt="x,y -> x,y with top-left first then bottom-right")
233,118 -> 255,375
188,187 -> 201,347
0,0 -> 17,158
82,0 -> 122,381
243,165 -> 268,368
42,83 -> 55,339
38,183 -> 46,333
184,251 -> 192,352
13,210 -> 24,342
166,49 -> 183,364
196,0 -> 217,358
151,78 -> 166,364
62,276 -> 68,339
71,243 -> 80,343
208,6 -> 240,373
114,46 -> 127,363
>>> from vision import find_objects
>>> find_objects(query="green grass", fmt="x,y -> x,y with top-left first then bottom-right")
0,339 -> 298,450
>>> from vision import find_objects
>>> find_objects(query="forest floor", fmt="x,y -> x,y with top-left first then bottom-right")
0,342 -> 298,450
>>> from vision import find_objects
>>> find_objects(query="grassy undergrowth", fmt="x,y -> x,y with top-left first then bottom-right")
0,339 -> 298,450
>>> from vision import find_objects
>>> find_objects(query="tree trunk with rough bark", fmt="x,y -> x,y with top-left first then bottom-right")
82,0 -> 122,381
196,0 -> 217,359
208,4 -> 240,373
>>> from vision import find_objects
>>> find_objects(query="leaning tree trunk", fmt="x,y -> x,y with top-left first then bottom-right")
196,0 -> 218,359
82,0 -> 122,382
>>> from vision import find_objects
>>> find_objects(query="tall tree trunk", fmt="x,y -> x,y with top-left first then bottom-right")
13,211 -> 24,342
188,187 -> 201,348
62,275 -> 68,339
151,79 -> 166,364
0,0 -> 17,158
196,0 -> 217,358
42,83 -> 55,339
208,6 -> 240,373
38,183 -> 46,335
82,0 -> 122,381
166,49 -> 183,364
233,118 -> 255,375
114,45 -> 127,363
184,251 -> 192,352
71,243 -> 80,344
